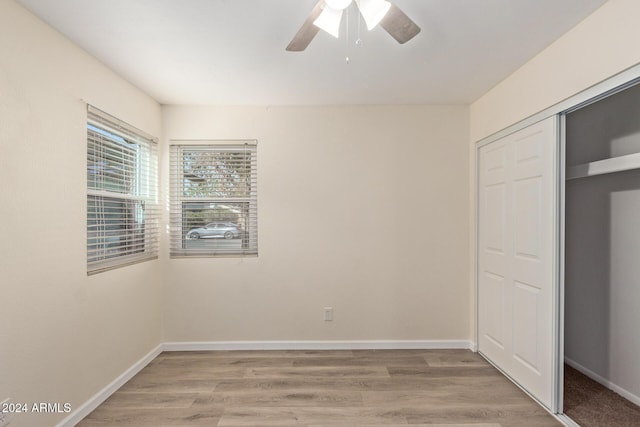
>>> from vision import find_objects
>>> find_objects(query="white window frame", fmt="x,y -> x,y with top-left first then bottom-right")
169,140 -> 258,257
87,105 -> 159,274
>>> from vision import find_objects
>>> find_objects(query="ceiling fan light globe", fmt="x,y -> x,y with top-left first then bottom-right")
313,6 -> 343,38
357,0 -> 391,30
325,0 -> 352,10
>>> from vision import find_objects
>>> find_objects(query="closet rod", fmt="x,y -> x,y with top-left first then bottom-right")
566,151 -> 640,180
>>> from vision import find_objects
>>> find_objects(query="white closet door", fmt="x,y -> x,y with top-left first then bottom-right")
478,116 -> 557,410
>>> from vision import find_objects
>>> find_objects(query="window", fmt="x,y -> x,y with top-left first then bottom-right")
170,141 -> 258,257
87,106 -> 159,274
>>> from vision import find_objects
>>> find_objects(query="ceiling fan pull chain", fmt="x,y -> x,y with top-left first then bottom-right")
355,0 -> 363,46
345,5 -> 350,64
356,3 -> 363,47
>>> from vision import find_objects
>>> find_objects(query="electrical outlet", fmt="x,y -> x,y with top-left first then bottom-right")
324,307 -> 333,321
0,398 -> 12,427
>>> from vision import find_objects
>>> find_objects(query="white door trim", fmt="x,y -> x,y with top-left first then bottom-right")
475,64 -> 640,150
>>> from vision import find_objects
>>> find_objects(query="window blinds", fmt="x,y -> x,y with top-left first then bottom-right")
87,105 -> 159,274
169,141 -> 258,257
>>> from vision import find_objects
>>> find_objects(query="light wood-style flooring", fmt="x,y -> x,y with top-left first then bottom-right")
78,349 -> 561,426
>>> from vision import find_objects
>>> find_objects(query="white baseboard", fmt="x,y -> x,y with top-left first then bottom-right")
564,357 -> 640,406
162,339 -> 474,352
56,344 -> 163,427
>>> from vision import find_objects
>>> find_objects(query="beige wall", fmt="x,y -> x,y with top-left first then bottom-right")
162,105 -> 470,343
0,1 -> 163,426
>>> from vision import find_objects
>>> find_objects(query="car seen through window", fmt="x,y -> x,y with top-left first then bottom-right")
186,222 -> 241,240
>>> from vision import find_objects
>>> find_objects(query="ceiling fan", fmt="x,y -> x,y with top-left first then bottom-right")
286,0 -> 421,52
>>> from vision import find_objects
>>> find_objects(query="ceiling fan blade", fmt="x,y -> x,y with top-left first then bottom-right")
286,0 -> 325,51
379,3 -> 421,44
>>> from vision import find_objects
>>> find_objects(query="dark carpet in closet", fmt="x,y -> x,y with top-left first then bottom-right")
564,364 -> 640,426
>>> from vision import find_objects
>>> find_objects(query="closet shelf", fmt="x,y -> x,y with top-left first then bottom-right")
566,152 -> 640,180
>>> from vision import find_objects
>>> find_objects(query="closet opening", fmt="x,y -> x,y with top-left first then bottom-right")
562,81 -> 640,426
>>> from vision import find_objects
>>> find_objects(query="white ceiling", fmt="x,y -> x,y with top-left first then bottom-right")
16,0 -> 607,105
